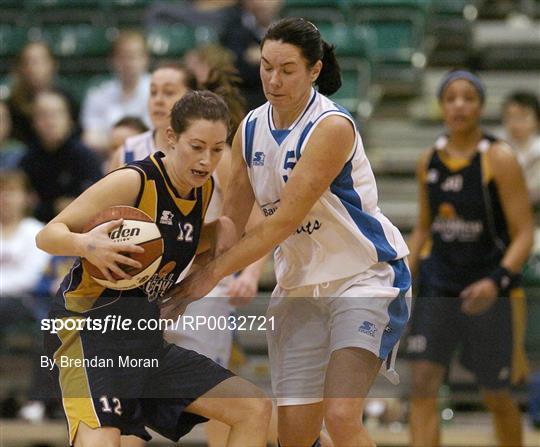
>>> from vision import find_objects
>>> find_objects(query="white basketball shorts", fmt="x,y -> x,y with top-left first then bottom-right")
267,259 -> 411,406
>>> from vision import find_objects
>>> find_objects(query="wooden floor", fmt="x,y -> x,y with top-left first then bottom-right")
1,417 -> 539,447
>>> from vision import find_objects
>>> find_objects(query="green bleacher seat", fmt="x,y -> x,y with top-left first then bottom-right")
24,0 -> 106,25
147,25 -> 216,58
283,0 -> 345,24
42,25 -> 114,58
0,25 -> 29,57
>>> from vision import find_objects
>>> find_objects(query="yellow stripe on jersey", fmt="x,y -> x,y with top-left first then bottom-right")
510,288 -> 529,385
64,268 -> 106,313
438,151 -> 472,172
480,150 -> 494,184
54,318 -> 100,444
150,153 -> 197,216
201,176 -> 214,221
135,167 -> 158,221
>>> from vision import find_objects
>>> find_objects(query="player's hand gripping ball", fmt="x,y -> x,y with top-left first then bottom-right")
82,206 -> 164,290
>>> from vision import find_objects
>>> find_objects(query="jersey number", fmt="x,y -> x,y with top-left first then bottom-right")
282,150 -> 297,183
99,396 -> 122,415
178,223 -> 194,242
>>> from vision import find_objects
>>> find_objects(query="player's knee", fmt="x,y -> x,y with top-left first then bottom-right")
324,402 -> 361,434
411,364 -> 444,397
227,396 -> 272,427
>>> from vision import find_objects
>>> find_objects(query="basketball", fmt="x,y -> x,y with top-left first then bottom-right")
82,206 -> 164,290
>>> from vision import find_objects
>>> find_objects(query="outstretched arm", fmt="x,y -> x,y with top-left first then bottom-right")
161,115 -> 355,317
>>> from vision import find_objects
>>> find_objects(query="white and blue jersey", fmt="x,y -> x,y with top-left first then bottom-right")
242,89 -> 409,289
122,130 -> 156,164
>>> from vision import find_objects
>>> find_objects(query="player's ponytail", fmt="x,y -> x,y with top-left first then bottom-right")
262,17 -> 342,96
202,67 -> 245,144
317,40 -> 341,96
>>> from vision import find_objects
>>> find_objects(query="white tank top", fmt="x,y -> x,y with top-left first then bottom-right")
241,89 -> 409,289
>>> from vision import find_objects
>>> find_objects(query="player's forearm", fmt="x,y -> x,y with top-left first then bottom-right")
501,224 -> 534,273
36,222 -> 87,258
210,214 -> 294,281
407,226 -> 430,277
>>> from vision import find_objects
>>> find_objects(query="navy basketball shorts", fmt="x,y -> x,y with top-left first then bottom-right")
406,280 -> 516,390
44,319 -> 235,445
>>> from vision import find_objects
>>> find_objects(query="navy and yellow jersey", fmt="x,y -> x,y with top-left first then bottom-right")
51,151 -> 214,320
421,134 -> 510,292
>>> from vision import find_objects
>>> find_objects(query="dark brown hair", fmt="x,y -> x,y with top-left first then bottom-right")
170,90 -> 230,138
262,17 -> 341,96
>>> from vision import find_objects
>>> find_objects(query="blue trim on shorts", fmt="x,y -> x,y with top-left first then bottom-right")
379,259 -> 411,359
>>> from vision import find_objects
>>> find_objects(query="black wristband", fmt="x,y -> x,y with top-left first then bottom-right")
489,266 -> 513,291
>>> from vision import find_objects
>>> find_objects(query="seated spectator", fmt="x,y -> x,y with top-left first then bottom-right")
220,0 -> 283,110
7,41 -> 77,146
108,116 -> 149,160
0,100 -> 26,170
20,90 -> 102,223
0,169 -> 49,298
0,169 -> 56,423
502,91 -> 540,208
184,43 -> 237,87
81,30 -> 151,153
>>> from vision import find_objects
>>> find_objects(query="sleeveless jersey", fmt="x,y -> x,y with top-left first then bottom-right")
51,152 -> 213,319
122,129 -> 230,287
122,130 -> 155,164
242,89 -> 409,288
422,134 -> 510,291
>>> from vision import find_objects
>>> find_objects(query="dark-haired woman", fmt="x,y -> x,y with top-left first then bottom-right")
109,60 -> 270,447
36,91 -> 271,447
407,71 -> 534,447
166,17 -> 411,446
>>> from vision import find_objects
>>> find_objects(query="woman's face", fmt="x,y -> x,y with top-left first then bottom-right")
149,68 -> 190,130
20,43 -> 55,91
33,92 -> 72,149
166,119 -> 227,194
260,40 -> 321,111
440,79 -> 483,134
503,102 -> 538,143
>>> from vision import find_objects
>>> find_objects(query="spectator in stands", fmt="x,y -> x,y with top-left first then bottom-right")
0,100 -> 26,170
107,63 -> 197,171
0,169 -> 51,422
108,116 -> 149,159
7,41 -> 77,146
81,30 -> 151,153
144,0 -> 236,33
20,90 -> 102,223
220,0 -> 283,110
407,70 -> 534,447
502,91 -> 540,208
184,43 -> 237,88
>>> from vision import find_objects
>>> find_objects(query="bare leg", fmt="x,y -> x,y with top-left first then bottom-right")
409,360 -> 446,447
278,402 -> 325,446
120,435 -> 145,447
185,376 -> 271,447
323,347 -> 382,447
482,388 -> 523,447
74,421 -> 121,447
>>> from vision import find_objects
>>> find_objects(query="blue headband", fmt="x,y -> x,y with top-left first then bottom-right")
437,70 -> 485,103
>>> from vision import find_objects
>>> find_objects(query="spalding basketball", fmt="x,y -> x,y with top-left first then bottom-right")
82,206 -> 164,290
